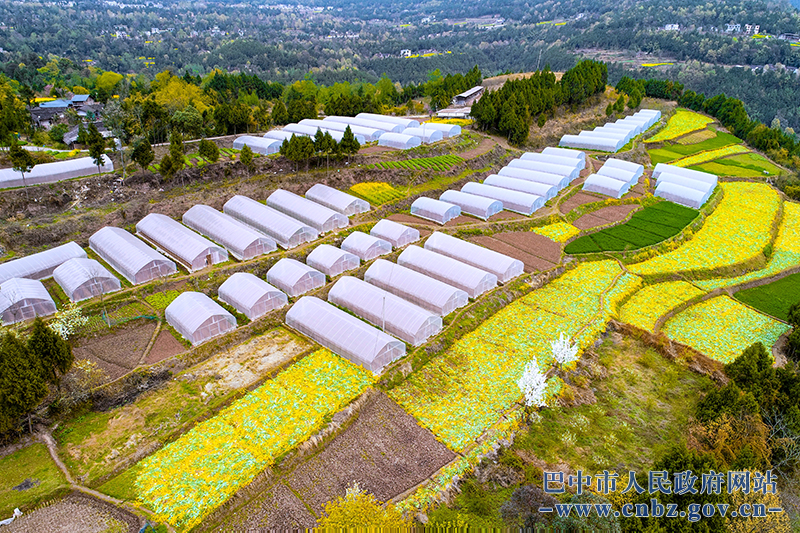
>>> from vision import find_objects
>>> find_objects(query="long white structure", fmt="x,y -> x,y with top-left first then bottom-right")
356,113 -> 420,129
0,155 -> 114,189
136,213 -> 228,272
370,219 -> 420,248
655,181 -> 710,209
218,272 -> 287,320
377,132 -> 422,150
266,189 -> 349,234
497,166 -> 570,189
305,184 -> 370,217
439,190 -> 503,220
305,244 -> 360,278
165,292 -> 236,346
461,182 -> 544,215
419,122 -> 461,138
398,246 -> 497,299
483,174 -> 557,200
0,278 -> 57,325
53,258 -> 121,302
424,232 -> 524,283
285,296 -> 406,374
582,174 -> 631,198
232,136 -> 282,155
402,127 -> 443,144
657,172 -> 716,195
542,146 -> 586,164
507,158 -> 580,180
299,119 -> 382,143
559,134 -> 625,152
602,159 -> 644,180
182,205 -> 277,261
409,197 -> 461,225
267,258 -> 326,298
323,116 -> 404,134
340,232 -> 392,262
597,166 -> 639,186
520,152 -> 584,171
653,164 -> 718,184
364,259 -> 468,317
223,195 -> 318,250
264,130 -> 301,142
0,242 -> 87,284
282,124 -> 366,145
328,276 -> 442,347
89,227 -> 176,285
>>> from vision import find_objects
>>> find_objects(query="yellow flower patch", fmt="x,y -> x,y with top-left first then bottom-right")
672,144 -> 749,167
134,350 -> 373,529
646,110 -> 713,143
629,182 -> 780,276
663,296 -> 789,364
620,281 -> 705,332
532,222 -> 581,243
349,182 -> 405,205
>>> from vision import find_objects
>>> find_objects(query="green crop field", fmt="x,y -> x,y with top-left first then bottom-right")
734,272 -> 800,322
690,152 -> 782,178
646,131 -> 741,164
564,202 -> 698,254
367,154 -> 464,172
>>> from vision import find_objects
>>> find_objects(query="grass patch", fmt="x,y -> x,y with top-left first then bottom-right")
690,152 -> 782,178
366,154 -> 464,172
97,463 -> 143,502
734,271 -> 800,322
0,443 -> 69,517
646,130 -> 741,164
145,290 -> 181,311
565,201 -> 698,254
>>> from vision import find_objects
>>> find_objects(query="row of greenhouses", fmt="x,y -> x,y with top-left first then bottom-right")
653,164 -> 718,208
582,158 -> 645,198
559,109 -> 661,152
0,155 -> 114,189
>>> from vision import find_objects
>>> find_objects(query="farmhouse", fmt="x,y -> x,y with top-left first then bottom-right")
452,85 -> 484,107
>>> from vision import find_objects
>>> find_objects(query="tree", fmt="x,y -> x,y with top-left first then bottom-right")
317,482 -> 407,528
0,332 -> 48,434
551,493 -> 621,532
339,125 -> 360,161
198,138 -> 219,163
518,359 -> 547,408
171,104 -> 203,138
270,100 -> 288,125
103,100 -> 134,183
169,131 -> 185,175
86,123 -> 107,175
131,137 -> 155,173
551,332 -> 578,368
787,301 -> 800,327
239,144 -> 254,171
28,318 -> 73,392
159,153 -> 174,179
9,141 -> 35,196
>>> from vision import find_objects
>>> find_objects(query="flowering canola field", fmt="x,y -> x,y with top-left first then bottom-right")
532,222 -> 581,243
646,110 -> 714,143
349,182 -> 405,204
134,350 -> 373,529
672,144 -> 749,168
619,281 -> 705,333
662,296 -> 789,364
390,260 -> 642,451
697,202 -> 800,290
629,182 -> 779,276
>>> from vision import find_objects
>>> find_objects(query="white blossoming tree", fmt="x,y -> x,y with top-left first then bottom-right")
518,359 -> 548,408
551,332 -> 579,369
48,302 -> 89,340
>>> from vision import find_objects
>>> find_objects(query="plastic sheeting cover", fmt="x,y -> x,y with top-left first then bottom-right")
356,113 -> 420,129
183,205 -> 277,261
282,124 -> 364,144
285,296 -> 406,374
398,246 -> 497,299
305,184 -> 370,217
53,258 -> 121,302
136,213 -> 228,272
655,181 -> 709,209
507,158 -> 580,179
419,122 -> 461,138
409,197 -> 461,225
542,146 -> 586,163
483,174 -> 557,200
401,127 -> 443,144
0,155 -> 114,189
218,272 -> 287,320
424,232 -> 524,283
328,276 -> 442,347
370,219 -> 420,248
597,166 -> 639,185
377,132 -> 422,150
299,119 -> 382,142
223,195 -> 318,249
266,189 -> 349,234
582,174 -> 631,198
364,259 -> 468,316
520,152 -> 583,171
657,173 -> 716,195
461,182 -> 544,215
89,227 -> 176,285
340,232 -> 391,261
232,136 -> 281,155
602,159 -> 644,180
0,278 -> 57,325
559,134 -> 624,153
439,190 -> 502,220
264,130 -> 302,142
165,292 -> 236,345
323,116 -> 404,133
267,258 -> 326,297
653,164 -> 718,185
0,242 -> 87,285
497,166 -> 570,189
306,244 -> 360,278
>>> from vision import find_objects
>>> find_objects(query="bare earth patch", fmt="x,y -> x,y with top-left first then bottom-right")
559,191 -> 604,214
573,204 -> 640,230
488,210 -> 524,221
4,491 -> 140,533
470,235 -> 557,273
73,321 -> 157,383
143,329 -> 185,365
492,231 -> 563,264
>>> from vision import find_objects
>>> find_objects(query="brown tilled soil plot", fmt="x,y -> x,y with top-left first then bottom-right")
215,392 -> 455,530
4,491 -> 141,533
143,329 -> 186,365
73,321 -> 157,383
559,191 -> 605,214
573,204 -> 640,230
470,234 -> 560,272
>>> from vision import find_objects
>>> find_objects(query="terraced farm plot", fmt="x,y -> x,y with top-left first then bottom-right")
672,144 -> 749,168
564,201 -> 697,254
646,109 -> 714,143
367,155 -> 463,171
690,152 -> 782,177
619,280 -> 705,333
531,222 -> 581,243
647,131 -> 741,164
734,272 -> 800,322
349,182 -> 406,205
663,296 -> 789,363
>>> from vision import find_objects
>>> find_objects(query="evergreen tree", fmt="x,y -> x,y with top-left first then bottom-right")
0,333 -> 48,434
131,137 -> 154,172
198,138 -> 219,162
169,131 -> 185,174
159,153 -> 174,179
86,123 -> 107,175
239,144 -> 254,171
339,125 -> 360,161
28,318 -> 73,391
270,100 -> 288,125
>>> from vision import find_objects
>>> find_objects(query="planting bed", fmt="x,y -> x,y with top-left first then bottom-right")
559,191 -> 605,214
143,329 -> 185,365
646,109 -> 714,143
73,320 -> 158,383
4,491 -> 140,533
734,272 -> 800,322
619,280 -> 705,333
492,231 -> 563,264
572,204 -> 641,230
469,235 -> 557,272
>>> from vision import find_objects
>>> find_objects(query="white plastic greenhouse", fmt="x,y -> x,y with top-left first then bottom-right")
356,113 -> 420,129
370,219 -> 420,248
306,245 -> 360,278
223,195 -> 319,249
264,130 -> 302,142
283,124 -> 365,144
217,272 -> 287,320
266,189 -> 349,234
0,155 -> 114,189
401,127 -> 443,144
439,190 -> 503,220
0,278 -> 57,325
377,133 -> 422,150
559,134 -> 625,153
232,136 -> 282,155
419,122 -> 461,138
655,181 -> 709,209
424,232 -> 524,283
614,118 -> 644,135
53,258 -> 120,302
364,259 -> 468,316
267,258 -> 326,297
497,167 -> 570,189
653,164 -> 718,185
507,158 -> 580,180
520,152 -> 583,171
136,213 -> 228,272
592,126 -> 633,143
483,174 -> 557,200
657,173 -> 716,195
603,122 -> 639,135
305,184 -> 370,217
582,175 -> 631,198
579,130 -> 628,145
89,227 -> 176,285
602,159 -> 644,180
299,119 -> 382,142
285,296 -> 406,374
398,246 -> 497,299
182,205 -> 277,261
0,242 -> 87,284
323,116 -> 404,133
542,146 -> 586,164
409,197 -> 461,224
461,182 -> 544,215
597,166 -> 639,185
328,276 -> 442,347
340,232 -> 391,261
165,292 -> 237,345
